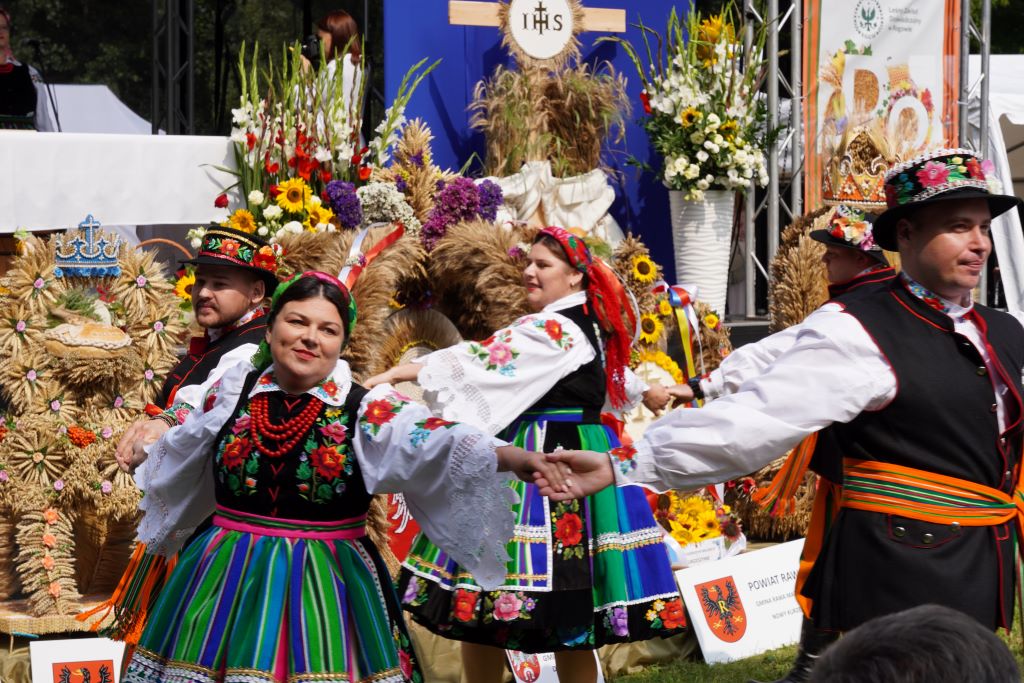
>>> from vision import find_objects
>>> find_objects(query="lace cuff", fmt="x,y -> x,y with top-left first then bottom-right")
444,433 -> 518,590
418,349 -> 504,435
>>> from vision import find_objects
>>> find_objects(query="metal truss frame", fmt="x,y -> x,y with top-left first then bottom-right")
152,0 -> 195,135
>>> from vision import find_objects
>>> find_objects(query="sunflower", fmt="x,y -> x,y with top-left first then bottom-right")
658,298 -> 673,317
718,119 -> 739,141
631,254 -> 658,284
639,313 -> 663,345
173,270 -> 195,302
680,107 -> 703,127
697,510 -> 722,538
228,208 -> 257,234
304,203 -> 336,232
275,178 -> 311,213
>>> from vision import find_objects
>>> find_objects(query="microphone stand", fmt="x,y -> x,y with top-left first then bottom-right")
29,41 -> 61,132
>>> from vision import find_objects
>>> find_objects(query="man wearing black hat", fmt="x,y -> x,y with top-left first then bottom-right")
540,149 -> 1024,643
115,226 -> 280,471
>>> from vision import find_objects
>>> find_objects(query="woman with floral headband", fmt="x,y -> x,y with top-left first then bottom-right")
120,272 -> 559,683
367,227 -> 686,683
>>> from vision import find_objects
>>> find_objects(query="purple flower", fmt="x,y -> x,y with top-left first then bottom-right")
53,479 -> 64,491
144,369 -> 155,381
136,275 -> 148,288
0,471 -> 7,482
15,320 -> 26,333
477,179 -> 503,222
610,607 -> 629,637
26,369 -> 37,382
153,320 -> 165,333
114,396 -> 125,408
403,576 -> 420,603
409,151 -> 425,168
507,246 -> 525,260
100,481 -> 113,494
324,180 -> 363,229
50,399 -> 61,412
395,176 -> 409,193
422,177 -> 483,251
33,278 -> 44,289
101,427 -> 113,440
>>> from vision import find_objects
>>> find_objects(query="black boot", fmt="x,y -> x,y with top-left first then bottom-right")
747,617 -> 838,683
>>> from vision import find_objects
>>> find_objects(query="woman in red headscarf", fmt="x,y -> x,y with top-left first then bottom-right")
367,228 -> 686,682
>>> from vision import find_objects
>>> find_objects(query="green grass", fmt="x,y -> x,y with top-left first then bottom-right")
617,626 -> 1024,682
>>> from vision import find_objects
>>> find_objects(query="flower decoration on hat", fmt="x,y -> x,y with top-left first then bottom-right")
883,148 -> 999,208
827,205 -> 876,252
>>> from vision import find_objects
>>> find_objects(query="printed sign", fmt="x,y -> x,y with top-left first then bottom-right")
506,649 -> 605,682
675,539 -> 805,663
31,638 -> 126,683
508,0 -> 574,61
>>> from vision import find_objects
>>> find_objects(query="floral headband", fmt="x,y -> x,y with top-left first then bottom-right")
883,148 -> 999,209
252,271 -> 358,370
537,226 -> 593,274
827,206 -> 879,252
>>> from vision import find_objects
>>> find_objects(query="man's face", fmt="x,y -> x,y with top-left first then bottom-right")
192,264 -> 265,329
821,245 -> 873,284
897,198 -> 992,304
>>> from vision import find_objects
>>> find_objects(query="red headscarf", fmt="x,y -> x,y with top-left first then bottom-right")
536,227 -> 636,408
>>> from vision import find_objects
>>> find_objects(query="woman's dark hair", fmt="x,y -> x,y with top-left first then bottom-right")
533,233 -> 589,287
268,274 -> 353,340
316,10 -> 361,65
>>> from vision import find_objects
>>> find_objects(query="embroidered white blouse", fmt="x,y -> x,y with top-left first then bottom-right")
414,291 -> 643,434
134,359 -> 517,590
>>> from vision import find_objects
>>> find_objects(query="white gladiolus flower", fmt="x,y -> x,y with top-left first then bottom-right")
263,205 -> 283,220
248,190 -> 265,206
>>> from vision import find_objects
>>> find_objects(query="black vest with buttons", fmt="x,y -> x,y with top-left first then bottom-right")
804,279 -> 1024,631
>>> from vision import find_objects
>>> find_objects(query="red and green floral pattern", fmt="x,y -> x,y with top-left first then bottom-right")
467,329 -> 520,377
884,151 -> 995,208
360,393 -> 407,438
409,417 -> 456,447
551,500 -> 585,560
611,444 -> 638,476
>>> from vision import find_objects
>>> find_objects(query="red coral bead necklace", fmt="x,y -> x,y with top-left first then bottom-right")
250,393 -> 322,457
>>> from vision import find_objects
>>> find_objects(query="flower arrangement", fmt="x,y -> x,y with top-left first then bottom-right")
421,177 -> 503,250
198,44 -> 438,243
656,491 -> 743,547
606,3 -> 770,200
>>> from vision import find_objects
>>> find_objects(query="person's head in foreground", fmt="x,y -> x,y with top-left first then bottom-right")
809,604 -> 1019,683
809,205 -> 888,284
873,148 -> 1023,305
184,226 -> 280,330
260,271 -> 355,393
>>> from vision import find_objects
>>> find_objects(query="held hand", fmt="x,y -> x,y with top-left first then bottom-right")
666,383 -> 695,408
115,419 -> 169,473
642,382 -> 671,415
496,446 -> 569,493
532,450 -> 614,500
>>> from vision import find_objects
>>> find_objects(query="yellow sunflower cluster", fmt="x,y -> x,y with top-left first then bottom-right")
659,492 -> 722,546
275,178 -> 312,213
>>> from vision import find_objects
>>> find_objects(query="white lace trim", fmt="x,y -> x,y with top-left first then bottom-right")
418,348 -> 503,434
593,527 -> 665,550
445,432 -> 518,590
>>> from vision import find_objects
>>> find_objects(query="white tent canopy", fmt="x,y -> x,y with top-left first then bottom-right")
968,55 -> 1024,313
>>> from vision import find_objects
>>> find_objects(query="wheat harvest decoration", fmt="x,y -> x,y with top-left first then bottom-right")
0,226 -> 183,631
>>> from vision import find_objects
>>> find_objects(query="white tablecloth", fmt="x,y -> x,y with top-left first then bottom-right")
1,131 -> 236,231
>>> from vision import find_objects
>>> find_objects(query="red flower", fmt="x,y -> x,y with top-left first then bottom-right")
543,319 -> 563,342
321,380 -> 338,398
214,193 -> 229,208
659,598 -> 686,630
639,91 -> 652,115
221,239 -> 241,258
358,166 -> 372,181
253,245 -> 277,272
269,184 -> 281,198
265,157 -> 280,174
297,157 -> 320,181
399,649 -> 413,678
422,417 -> 453,430
452,588 -> 479,622
221,437 -> 252,469
364,399 -> 398,426
245,132 -> 257,150
351,152 -> 363,165
554,512 -> 583,547
966,157 -> 984,179
480,335 -> 496,347
310,445 -> 346,479
611,445 -> 636,463
320,169 -> 333,182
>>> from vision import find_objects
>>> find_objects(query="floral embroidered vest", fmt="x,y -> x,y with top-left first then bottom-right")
212,371 -> 371,521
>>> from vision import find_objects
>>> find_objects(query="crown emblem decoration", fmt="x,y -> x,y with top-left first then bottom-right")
53,215 -> 122,278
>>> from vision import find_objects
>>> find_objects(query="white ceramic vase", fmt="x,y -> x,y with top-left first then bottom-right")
668,189 -> 735,316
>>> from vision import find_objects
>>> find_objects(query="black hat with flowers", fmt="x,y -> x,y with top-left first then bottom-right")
182,226 -> 280,294
873,148 -> 1023,251
810,205 -> 888,265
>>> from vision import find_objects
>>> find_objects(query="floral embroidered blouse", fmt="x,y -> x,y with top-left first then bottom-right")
416,291 -> 643,435
134,359 -> 517,590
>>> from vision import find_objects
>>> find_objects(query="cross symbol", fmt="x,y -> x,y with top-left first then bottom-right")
449,1 -> 624,35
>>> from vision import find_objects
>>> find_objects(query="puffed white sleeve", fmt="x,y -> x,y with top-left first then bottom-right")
134,361 -> 255,556
415,312 -> 595,434
613,310 -> 895,491
353,385 -> 517,590
163,342 -> 259,424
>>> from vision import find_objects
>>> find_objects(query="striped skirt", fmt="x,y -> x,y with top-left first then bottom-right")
123,506 -> 422,683
399,408 -> 685,653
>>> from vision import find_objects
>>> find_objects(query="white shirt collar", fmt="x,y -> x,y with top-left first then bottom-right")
543,291 -> 587,313
250,358 -> 353,407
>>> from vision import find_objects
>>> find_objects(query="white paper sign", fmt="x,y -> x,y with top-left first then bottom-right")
507,0 -> 574,60
30,637 -> 127,683
675,539 -> 805,664
506,649 -> 605,683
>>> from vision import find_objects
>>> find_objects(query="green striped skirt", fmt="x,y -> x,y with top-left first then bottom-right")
123,506 -> 423,682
